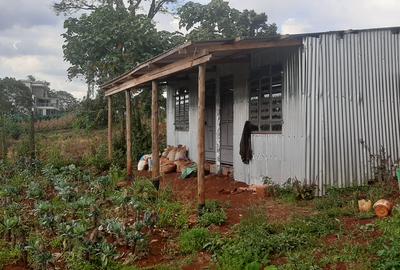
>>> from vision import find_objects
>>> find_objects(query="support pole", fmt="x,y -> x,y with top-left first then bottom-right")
151,81 -> 160,179
197,63 -> 206,209
215,74 -> 222,174
107,96 -> 112,161
126,90 -> 133,180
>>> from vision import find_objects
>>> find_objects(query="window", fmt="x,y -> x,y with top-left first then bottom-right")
249,64 -> 283,132
174,88 -> 189,131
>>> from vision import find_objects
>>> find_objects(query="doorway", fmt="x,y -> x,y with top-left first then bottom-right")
220,76 -> 234,165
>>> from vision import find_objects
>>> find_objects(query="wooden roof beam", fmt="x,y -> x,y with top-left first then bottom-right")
105,53 -> 212,96
207,38 -> 301,52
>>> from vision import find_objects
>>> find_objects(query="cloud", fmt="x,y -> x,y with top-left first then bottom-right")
227,0 -> 400,33
0,0 -> 87,99
0,0 -> 58,30
281,18 -> 311,34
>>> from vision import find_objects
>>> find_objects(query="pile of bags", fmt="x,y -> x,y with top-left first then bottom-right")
160,145 -> 193,174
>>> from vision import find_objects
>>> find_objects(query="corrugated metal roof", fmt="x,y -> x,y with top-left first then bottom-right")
102,26 -> 400,93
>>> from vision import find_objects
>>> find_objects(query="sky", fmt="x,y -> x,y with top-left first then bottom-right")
1,0 -> 400,99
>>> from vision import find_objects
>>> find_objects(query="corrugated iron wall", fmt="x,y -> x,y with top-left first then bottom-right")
302,30 -> 400,194
246,29 -> 400,194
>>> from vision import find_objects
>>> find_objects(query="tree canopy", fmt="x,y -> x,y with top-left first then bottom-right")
0,77 -> 32,116
61,5 -> 184,85
54,0 -> 177,19
178,0 -> 277,41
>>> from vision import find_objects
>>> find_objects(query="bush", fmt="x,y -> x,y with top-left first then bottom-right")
198,200 -> 227,227
85,144 -> 110,173
179,228 -> 211,254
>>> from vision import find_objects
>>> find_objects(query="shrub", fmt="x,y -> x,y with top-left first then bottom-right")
198,200 -> 227,227
179,228 -> 211,254
85,144 -> 110,173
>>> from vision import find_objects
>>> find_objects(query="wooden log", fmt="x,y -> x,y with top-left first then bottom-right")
373,199 -> 393,218
197,63 -> 206,209
125,90 -> 133,180
107,96 -> 112,160
151,80 -> 160,179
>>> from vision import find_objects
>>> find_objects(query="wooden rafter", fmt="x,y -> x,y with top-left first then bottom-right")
105,53 -> 212,96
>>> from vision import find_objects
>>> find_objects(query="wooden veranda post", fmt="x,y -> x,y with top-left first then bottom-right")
197,63 -> 206,209
151,81 -> 160,179
126,90 -> 133,180
107,96 -> 112,160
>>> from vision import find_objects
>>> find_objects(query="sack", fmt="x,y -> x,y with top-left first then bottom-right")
167,147 -> 177,161
137,154 -> 151,171
161,163 -> 177,174
162,146 -> 173,158
175,146 -> 188,161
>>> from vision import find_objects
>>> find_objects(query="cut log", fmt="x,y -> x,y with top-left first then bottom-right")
373,199 -> 393,218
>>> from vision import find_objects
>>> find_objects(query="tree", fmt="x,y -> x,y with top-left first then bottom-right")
178,0 -> 277,41
54,0 -> 177,19
61,6 -> 184,86
50,90 -> 78,111
0,78 -> 35,160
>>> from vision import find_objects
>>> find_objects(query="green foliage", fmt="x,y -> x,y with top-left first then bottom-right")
198,200 -> 227,227
178,0 -> 277,41
85,144 -> 111,172
270,178 -> 316,202
157,199 -> 190,229
374,207 -> 400,269
27,181 -> 45,199
26,235 -> 53,270
215,208 -> 340,270
0,244 -> 21,268
179,227 -> 211,254
62,5 -> 182,85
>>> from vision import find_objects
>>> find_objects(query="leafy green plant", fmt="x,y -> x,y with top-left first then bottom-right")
26,236 -> 53,270
179,227 -> 211,254
27,181 -> 45,199
198,200 -> 227,227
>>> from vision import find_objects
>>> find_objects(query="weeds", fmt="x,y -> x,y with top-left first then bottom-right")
179,228 -> 211,254
198,200 -> 227,227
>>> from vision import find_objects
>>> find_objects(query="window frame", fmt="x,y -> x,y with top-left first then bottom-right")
248,64 -> 284,134
174,88 -> 189,131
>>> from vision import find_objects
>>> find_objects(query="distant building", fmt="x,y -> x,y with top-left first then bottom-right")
21,80 -> 60,116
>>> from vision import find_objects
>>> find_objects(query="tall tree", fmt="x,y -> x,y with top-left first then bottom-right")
178,0 -> 277,41
61,5 -> 184,86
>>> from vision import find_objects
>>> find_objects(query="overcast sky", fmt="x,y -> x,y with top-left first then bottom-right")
1,0 -> 400,98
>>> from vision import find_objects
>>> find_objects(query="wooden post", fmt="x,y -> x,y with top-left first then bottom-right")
197,63 -> 206,209
107,96 -> 112,160
151,81 -> 160,179
215,74 -> 222,174
126,90 -> 133,180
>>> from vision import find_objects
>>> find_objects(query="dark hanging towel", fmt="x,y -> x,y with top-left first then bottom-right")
239,121 -> 257,164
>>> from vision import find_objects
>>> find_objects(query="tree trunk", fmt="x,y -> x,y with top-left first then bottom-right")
30,107 -> 36,160
0,114 -> 6,160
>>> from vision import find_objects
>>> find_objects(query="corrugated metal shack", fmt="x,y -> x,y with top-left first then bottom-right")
103,26 -> 400,198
